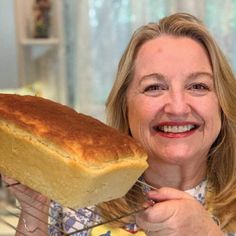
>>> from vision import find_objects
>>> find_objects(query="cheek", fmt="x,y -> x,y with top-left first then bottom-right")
210,108 -> 221,137
127,102 -> 142,134
201,99 -> 222,139
127,98 -> 152,138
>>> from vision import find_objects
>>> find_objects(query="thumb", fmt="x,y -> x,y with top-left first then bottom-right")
1,175 -> 20,187
136,188 -> 195,231
146,187 -> 194,202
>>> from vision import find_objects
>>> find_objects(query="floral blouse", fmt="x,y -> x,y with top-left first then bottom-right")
48,180 -> 235,236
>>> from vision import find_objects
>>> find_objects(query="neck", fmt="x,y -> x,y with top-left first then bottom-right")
144,157 -> 207,190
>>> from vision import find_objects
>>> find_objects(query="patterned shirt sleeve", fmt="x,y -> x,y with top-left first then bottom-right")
48,201 -> 101,236
48,201 -> 64,235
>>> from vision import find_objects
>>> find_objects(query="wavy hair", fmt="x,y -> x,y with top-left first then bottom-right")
104,13 -> 236,231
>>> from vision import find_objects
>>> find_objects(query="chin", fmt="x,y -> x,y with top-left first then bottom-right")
157,151 -> 195,165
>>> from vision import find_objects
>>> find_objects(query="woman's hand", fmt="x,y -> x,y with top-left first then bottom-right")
135,187 -> 224,236
3,175 -> 49,210
2,175 -> 50,235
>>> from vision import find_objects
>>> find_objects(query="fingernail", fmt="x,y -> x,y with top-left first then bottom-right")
5,182 -> 20,188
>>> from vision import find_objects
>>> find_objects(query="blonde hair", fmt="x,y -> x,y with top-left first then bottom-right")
105,13 -> 236,231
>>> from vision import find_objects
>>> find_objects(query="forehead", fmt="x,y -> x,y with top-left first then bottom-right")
134,35 -> 212,77
137,35 -> 207,56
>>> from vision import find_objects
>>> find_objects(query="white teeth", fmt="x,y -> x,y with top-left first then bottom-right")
160,125 -> 195,133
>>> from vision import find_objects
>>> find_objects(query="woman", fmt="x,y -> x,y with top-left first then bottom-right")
4,12 -> 236,235
105,12 -> 236,235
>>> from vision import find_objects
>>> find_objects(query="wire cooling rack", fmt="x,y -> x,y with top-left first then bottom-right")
0,178 -> 155,235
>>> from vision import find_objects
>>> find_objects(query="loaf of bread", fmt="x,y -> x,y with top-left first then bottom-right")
0,94 -> 148,208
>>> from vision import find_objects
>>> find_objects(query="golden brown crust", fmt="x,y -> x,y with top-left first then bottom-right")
0,94 -> 146,164
0,93 -> 148,207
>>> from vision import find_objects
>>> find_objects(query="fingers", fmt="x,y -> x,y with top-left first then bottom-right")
137,198 -> 177,224
146,187 -> 194,202
1,175 -> 46,202
1,175 -> 20,187
139,187 -> 194,224
136,199 -> 182,233
136,187 -> 197,232
136,213 -> 166,232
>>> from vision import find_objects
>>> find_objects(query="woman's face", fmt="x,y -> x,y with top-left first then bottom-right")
126,36 -> 221,165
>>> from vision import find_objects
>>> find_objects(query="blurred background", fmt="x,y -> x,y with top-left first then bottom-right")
1,0 -> 236,122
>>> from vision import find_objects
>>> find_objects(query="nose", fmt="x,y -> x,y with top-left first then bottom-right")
164,90 -> 191,116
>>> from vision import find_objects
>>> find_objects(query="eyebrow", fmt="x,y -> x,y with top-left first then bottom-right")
187,72 -> 213,80
138,73 -> 165,85
139,71 -> 213,84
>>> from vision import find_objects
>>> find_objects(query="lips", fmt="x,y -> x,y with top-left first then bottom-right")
153,123 -> 199,135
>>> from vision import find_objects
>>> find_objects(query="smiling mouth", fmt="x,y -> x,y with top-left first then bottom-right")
154,124 -> 198,133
